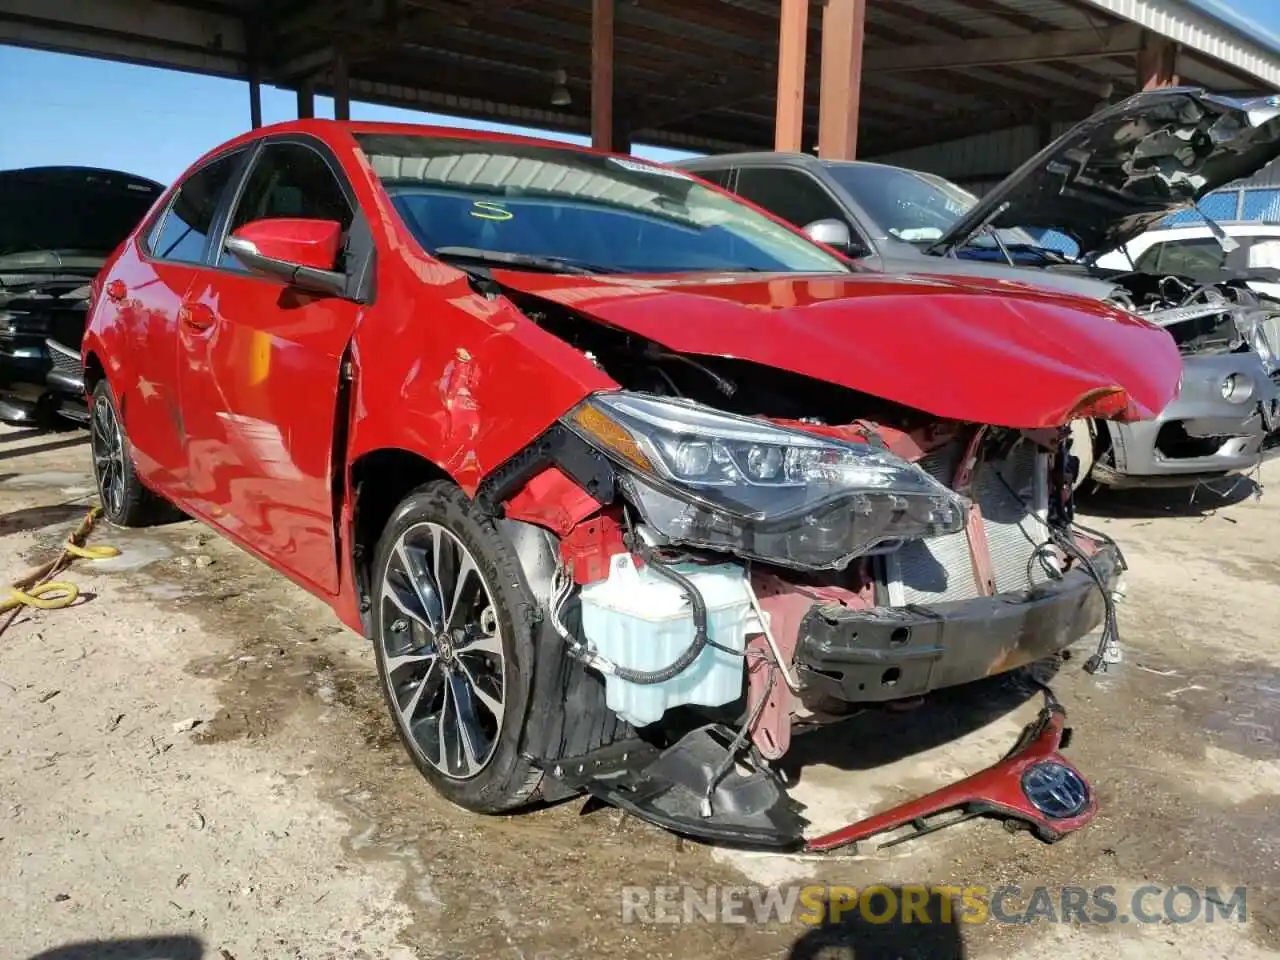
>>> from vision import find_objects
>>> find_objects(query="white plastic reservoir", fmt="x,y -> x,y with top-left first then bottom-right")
578,553 -> 759,727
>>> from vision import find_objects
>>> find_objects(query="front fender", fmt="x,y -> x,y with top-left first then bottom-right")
346,268 -> 616,495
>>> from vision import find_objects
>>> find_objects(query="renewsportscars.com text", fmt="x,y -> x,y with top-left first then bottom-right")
619,884 -> 1247,926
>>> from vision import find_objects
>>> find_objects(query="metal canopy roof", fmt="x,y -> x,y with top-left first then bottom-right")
2,0 -> 1278,159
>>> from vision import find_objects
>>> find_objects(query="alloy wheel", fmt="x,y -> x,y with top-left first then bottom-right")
91,393 -> 126,517
378,522 -> 506,780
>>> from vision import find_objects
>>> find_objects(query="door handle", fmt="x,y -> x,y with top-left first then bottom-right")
179,301 -> 217,333
106,279 -> 127,302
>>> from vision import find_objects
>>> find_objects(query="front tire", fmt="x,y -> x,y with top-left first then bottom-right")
90,379 -> 175,527
372,481 -> 544,813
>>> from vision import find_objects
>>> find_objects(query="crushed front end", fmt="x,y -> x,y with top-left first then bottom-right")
1095,276 -> 1280,484
485,381 -> 1126,850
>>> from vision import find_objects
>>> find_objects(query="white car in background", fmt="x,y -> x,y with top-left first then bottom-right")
1095,221 -> 1280,302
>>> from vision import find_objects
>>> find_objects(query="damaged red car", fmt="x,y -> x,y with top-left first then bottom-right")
83,122 -> 1181,850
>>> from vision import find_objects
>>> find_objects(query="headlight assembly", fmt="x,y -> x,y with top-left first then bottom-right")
562,392 -> 967,570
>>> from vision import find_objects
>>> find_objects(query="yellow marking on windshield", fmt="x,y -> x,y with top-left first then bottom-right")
471,200 -> 513,221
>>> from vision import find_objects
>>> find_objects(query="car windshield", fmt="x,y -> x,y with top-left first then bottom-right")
823,162 -> 1039,249
0,170 -> 160,258
354,134 -> 851,275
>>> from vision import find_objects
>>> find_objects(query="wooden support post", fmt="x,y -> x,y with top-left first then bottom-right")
1137,30 -> 1178,90
818,0 -> 866,159
592,0 -> 616,150
249,73 -> 263,129
333,48 -> 351,121
775,0 -> 808,151
297,81 -> 315,120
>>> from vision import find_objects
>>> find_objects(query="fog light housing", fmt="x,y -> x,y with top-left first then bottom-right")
1020,760 -> 1090,819
1220,373 -> 1255,403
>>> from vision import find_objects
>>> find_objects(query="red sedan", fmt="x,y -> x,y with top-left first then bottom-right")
83,120 -> 1180,849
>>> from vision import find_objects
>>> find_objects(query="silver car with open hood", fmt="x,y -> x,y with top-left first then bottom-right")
680,87 -> 1280,489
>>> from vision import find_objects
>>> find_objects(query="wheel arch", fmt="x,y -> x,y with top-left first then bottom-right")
347,447 -> 452,630
345,445 -> 565,632
83,350 -> 106,395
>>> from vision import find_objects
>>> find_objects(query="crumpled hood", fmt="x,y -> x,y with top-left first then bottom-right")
934,88 -> 1280,261
491,270 -> 1183,429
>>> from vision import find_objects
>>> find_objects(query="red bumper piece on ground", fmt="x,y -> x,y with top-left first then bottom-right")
805,689 -> 1097,853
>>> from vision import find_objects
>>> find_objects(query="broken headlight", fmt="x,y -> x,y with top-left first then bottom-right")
1235,309 -> 1278,370
562,392 -> 966,570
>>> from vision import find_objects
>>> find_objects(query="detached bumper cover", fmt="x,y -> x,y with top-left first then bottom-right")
797,544 -> 1119,703
806,688 -> 1096,852
549,690 -> 1096,851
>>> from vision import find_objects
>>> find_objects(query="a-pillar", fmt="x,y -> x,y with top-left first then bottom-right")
775,0 -> 808,151
817,0 -> 866,159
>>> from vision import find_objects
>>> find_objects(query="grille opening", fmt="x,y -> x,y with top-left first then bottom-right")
887,439 -> 1052,604
1155,422 -> 1229,460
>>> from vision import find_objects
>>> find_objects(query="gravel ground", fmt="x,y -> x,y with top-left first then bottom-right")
1,422 -> 1278,960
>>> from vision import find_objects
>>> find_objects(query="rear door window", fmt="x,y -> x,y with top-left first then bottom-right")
149,151 -> 244,264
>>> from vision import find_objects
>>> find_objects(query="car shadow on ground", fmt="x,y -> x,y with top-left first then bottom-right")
0,432 -> 88,461
22,936 -> 204,960
788,889 -> 967,959
1076,475 -> 1258,519
0,502 -> 94,537
778,658 -> 1061,785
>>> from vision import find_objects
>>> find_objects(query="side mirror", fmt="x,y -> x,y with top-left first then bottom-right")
802,218 -> 857,254
225,217 -> 346,296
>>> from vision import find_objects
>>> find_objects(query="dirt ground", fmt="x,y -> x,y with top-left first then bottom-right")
1,421 -> 1278,960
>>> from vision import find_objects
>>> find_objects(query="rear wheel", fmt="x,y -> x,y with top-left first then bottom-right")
372,481 -> 545,813
90,379 -> 176,526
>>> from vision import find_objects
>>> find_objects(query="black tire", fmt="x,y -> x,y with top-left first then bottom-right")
371,480 -> 545,813
90,379 -> 176,527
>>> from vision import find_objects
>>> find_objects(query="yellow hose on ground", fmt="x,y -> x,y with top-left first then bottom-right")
0,505 -> 121,631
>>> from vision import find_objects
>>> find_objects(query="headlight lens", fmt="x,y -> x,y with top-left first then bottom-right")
562,392 -> 967,570
1221,373 -> 1255,403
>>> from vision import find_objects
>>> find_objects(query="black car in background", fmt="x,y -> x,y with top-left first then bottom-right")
1,166 -> 163,426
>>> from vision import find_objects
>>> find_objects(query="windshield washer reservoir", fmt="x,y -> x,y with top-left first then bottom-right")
579,553 -> 758,726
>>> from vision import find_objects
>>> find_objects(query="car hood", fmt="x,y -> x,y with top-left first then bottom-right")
933,88 -> 1280,261
870,251 -> 1118,300
0,165 -> 163,268
491,270 -> 1183,429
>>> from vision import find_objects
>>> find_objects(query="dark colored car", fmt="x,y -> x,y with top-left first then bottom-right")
83,120 -> 1180,849
0,166 -> 164,426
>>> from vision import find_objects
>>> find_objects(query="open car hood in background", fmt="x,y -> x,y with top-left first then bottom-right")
932,88 -> 1280,261
491,270 -> 1184,430
0,166 -> 163,278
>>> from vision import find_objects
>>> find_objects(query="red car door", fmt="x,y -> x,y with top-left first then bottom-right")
176,139 -> 361,596
102,150 -> 247,497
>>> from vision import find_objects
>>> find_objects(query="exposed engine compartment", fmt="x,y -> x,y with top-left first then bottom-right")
1102,270 -> 1275,357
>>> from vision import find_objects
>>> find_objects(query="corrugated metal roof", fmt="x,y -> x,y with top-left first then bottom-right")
1080,0 -> 1280,85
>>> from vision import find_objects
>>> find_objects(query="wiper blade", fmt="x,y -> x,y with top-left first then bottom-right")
432,246 -> 615,275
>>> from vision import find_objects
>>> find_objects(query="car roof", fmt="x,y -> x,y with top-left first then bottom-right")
1147,220 -> 1280,231
680,151 -> 817,168
677,153 -> 938,180
179,118 -> 679,181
